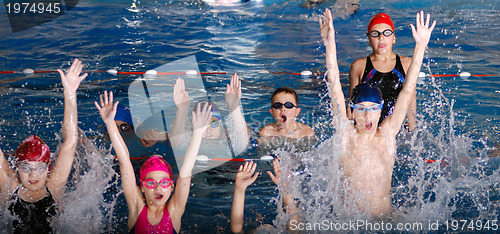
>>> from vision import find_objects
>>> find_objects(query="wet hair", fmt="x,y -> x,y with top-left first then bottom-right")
271,87 -> 299,105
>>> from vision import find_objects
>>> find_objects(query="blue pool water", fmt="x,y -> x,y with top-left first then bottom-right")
0,0 -> 499,232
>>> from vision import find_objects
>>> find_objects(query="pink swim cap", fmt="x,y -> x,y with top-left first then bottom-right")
15,135 -> 51,164
139,156 -> 173,182
367,13 -> 395,33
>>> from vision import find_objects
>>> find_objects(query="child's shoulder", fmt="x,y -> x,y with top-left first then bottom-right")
297,123 -> 315,138
351,57 -> 367,68
258,124 -> 276,137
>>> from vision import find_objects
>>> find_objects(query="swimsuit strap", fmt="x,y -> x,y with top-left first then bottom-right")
394,54 -> 406,77
391,54 -> 406,83
361,56 -> 375,83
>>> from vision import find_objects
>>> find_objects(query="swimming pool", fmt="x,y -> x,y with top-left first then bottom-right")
0,0 -> 498,232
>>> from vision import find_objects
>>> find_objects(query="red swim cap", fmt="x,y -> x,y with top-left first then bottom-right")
367,13 -> 395,33
15,135 -> 51,164
139,155 -> 173,183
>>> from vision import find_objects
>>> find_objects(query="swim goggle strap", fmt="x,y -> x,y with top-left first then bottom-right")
142,178 -> 174,189
366,29 -> 394,38
349,101 -> 384,113
272,102 -> 297,109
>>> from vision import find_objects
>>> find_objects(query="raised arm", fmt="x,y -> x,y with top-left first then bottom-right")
225,73 -> 249,153
47,59 -> 87,200
169,78 -> 191,147
95,91 -> 144,226
169,102 -> 211,219
382,11 -> 436,135
267,159 -> 299,232
0,148 -> 18,209
230,161 -> 259,233
320,8 -> 347,120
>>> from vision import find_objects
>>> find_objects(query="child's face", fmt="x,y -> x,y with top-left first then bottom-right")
270,92 -> 301,127
368,23 -> 395,54
141,170 -> 173,207
17,161 -> 49,191
203,116 -> 221,139
352,101 -> 381,134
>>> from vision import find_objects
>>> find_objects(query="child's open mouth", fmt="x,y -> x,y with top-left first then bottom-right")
281,115 -> 287,123
29,180 -> 38,185
364,122 -> 373,130
154,194 -> 164,200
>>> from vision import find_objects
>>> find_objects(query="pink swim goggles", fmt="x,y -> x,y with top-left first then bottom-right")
142,178 -> 174,189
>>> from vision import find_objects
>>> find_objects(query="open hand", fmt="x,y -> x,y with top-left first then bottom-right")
94,90 -> 119,125
267,158 -> 281,185
225,73 -> 242,112
173,78 -> 190,108
58,58 -> 87,93
410,11 -> 436,46
235,161 -> 259,190
319,8 -> 336,47
192,102 -> 212,134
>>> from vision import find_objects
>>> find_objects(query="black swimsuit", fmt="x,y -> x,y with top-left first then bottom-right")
361,54 -> 406,124
8,187 -> 57,234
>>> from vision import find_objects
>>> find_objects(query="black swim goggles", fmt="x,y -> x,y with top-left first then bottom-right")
366,29 -> 394,38
272,102 -> 296,109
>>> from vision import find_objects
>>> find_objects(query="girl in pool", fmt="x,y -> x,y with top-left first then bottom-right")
0,59 -> 87,233
95,91 -> 212,233
348,12 -> 417,130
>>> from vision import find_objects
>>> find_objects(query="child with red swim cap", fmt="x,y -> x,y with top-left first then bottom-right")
95,90 -> 212,233
349,12 -> 418,131
0,59 -> 87,233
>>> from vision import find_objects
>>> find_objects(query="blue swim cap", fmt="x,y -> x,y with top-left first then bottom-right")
350,83 -> 384,105
115,104 -> 133,126
196,101 -> 220,120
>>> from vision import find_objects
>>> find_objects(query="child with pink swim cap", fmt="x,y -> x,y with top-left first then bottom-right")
0,59 -> 87,233
96,90 -> 212,233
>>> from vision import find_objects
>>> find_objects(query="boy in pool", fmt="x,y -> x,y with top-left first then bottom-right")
0,59 -> 87,232
319,9 -> 435,217
259,87 -> 315,139
95,91 -> 211,233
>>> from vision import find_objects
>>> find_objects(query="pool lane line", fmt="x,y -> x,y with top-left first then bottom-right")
1,69 -> 497,77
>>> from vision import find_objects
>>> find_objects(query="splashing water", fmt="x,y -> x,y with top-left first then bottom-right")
271,67 -> 499,232
52,130 -> 121,233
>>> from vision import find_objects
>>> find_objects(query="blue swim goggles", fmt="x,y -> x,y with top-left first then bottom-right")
349,103 -> 383,112
210,119 -> 221,128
